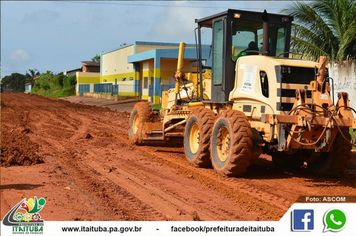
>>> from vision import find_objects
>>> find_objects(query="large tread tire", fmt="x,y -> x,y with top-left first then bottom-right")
128,102 -> 153,144
184,108 -> 215,167
307,129 -> 352,177
210,110 -> 253,177
272,152 -> 304,170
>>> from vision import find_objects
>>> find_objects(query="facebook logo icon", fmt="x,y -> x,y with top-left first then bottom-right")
292,210 -> 314,231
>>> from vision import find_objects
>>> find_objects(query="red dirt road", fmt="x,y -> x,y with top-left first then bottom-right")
1,93 -> 356,221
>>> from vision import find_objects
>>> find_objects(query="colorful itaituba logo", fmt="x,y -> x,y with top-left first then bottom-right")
3,196 -> 46,226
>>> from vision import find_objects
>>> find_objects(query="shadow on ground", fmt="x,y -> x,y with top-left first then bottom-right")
0,184 -> 45,190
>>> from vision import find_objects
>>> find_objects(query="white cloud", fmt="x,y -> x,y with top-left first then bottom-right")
10,49 -> 30,62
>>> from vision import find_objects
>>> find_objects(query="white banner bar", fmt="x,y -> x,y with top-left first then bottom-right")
2,203 -> 355,236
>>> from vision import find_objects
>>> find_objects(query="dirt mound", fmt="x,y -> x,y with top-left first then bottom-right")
1,128 -> 43,167
1,94 -> 43,167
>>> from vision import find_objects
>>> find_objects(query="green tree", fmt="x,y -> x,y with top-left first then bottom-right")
45,70 -> 54,76
1,73 -> 26,92
283,0 -> 356,61
38,71 -> 54,83
53,75 -> 65,88
25,68 -> 40,85
91,54 -> 100,62
63,75 -> 77,88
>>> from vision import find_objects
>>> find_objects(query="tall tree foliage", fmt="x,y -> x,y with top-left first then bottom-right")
1,73 -> 27,92
283,0 -> 356,61
25,68 -> 40,85
91,54 -> 100,62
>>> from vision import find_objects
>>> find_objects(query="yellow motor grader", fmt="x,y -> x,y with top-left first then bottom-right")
129,9 -> 356,177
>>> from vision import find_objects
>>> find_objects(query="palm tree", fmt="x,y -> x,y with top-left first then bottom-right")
282,0 -> 356,61
25,68 -> 40,85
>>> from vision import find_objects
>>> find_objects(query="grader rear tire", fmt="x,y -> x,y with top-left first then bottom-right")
210,110 -> 253,177
307,129 -> 352,177
129,102 -> 153,144
184,108 -> 215,167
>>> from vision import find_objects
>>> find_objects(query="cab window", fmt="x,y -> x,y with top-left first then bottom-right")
212,20 -> 224,85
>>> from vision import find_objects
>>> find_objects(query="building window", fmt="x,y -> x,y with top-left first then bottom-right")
150,77 -> 154,86
144,77 -> 148,89
122,78 -> 126,81
129,77 -> 133,81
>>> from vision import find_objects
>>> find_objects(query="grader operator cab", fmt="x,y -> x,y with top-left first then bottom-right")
129,9 -> 356,177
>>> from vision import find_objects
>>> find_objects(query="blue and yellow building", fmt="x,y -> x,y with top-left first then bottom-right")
94,41 -> 211,104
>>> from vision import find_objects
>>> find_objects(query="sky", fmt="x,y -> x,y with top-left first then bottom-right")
1,1 -> 298,78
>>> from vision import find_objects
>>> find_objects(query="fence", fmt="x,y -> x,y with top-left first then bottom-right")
161,84 -> 175,94
149,84 -> 175,97
93,83 -> 115,94
117,84 -> 140,96
88,83 -> 141,96
113,84 -> 118,95
80,83 -> 174,98
78,84 -> 90,96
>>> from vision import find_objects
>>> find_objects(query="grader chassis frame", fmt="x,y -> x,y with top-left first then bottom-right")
129,9 -> 356,177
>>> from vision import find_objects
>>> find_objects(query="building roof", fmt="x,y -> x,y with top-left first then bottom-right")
102,41 -> 210,56
57,68 -> 82,76
135,41 -> 198,47
82,61 -> 100,66
127,48 -> 211,68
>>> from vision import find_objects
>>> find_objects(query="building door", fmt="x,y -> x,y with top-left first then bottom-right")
141,62 -> 151,100
139,63 -> 144,99
142,77 -> 149,100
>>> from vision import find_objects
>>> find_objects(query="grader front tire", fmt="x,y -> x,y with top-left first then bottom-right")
184,108 -> 215,168
129,102 -> 153,144
210,110 -> 253,177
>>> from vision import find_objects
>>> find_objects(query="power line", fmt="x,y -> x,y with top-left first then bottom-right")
67,1 -> 283,11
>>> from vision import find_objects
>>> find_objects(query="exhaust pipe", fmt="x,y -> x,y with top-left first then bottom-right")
174,42 -> 186,105
262,10 -> 269,55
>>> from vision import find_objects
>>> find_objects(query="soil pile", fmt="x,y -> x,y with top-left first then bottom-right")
1,99 -> 43,166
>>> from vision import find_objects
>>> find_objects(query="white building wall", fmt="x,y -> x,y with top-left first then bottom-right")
329,60 -> 356,111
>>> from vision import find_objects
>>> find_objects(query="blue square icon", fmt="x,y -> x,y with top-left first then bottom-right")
292,209 -> 314,231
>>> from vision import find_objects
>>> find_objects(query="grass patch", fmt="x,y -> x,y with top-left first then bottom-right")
350,128 -> 356,149
32,86 -> 76,98
31,74 -> 76,98
45,87 -> 75,97
151,104 -> 162,110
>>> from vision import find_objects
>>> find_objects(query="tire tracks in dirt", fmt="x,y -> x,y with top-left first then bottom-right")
81,149 -> 257,221
113,135 -> 287,220
75,115 -> 283,220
